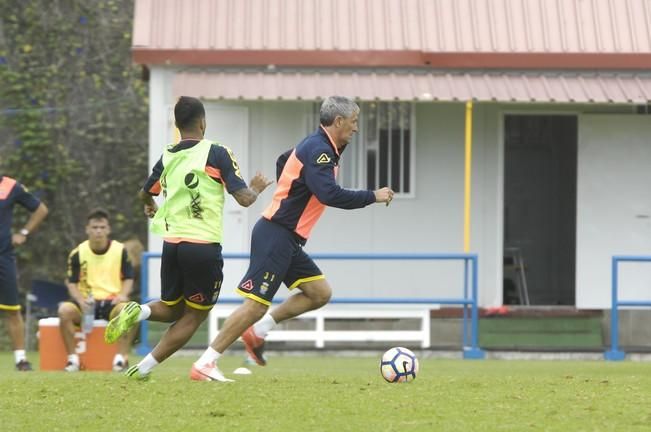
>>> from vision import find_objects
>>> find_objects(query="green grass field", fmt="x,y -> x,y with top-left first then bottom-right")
2,352 -> 651,431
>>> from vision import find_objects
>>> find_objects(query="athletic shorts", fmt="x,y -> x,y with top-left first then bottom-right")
67,299 -> 119,321
160,241 -> 223,310
0,254 -> 19,311
236,218 -> 324,306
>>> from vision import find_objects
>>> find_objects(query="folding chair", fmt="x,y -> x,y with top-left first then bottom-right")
24,279 -> 69,350
503,247 -> 530,305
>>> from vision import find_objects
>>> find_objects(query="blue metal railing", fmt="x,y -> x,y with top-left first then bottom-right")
137,251 -> 485,359
605,255 -> 651,361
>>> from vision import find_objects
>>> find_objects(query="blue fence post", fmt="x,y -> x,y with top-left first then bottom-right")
463,255 -> 485,359
462,257 -> 469,348
605,256 -> 625,361
136,251 -> 152,356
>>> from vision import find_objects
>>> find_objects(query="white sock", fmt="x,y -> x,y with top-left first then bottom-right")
67,354 -> 80,365
195,347 -> 221,366
137,353 -> 159,374
138,304 -> 152,321
14,350 -> 26,363
253,313 -> 277,338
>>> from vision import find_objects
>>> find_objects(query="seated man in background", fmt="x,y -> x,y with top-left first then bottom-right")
58,208 -> 135,372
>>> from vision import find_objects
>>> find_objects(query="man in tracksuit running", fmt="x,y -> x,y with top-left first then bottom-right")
192,96 -> 394,381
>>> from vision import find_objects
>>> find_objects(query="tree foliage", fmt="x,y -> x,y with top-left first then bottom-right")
0,0 -> 148,288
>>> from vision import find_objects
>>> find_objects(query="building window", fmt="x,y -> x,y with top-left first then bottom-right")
363,102 -> 412,194
305,101 -> 414,195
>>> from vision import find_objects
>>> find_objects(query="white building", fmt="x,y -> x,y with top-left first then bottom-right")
133,0 -> 651,310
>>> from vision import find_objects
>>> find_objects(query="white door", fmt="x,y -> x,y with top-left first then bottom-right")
576,115 -> 651,309
204,105 -> 250,302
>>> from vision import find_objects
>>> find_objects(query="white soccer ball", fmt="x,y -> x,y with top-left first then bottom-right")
380,347 -> 419,383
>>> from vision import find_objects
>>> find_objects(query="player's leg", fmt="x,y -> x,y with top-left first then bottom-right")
57,301 -> 82,371
144,300 -> 185,322
0,257 -> 31,371
270,278 -> 331,323
191,298 -> 266,380
244,250 -> 329,357
242,279 -> 331,366
105,299 -> 185,344
200,297 -> 268,363
105,241 -> 184,343
152,305 -> 210,362
131,242 -> 222,380
129,305 -> 212,380
194,218 -> 289,373
5,309 -> 31,371
104,301 -> 138,372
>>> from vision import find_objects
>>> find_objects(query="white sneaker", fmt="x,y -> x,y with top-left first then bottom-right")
189,362 -> 234,382
64,361 -> 80,372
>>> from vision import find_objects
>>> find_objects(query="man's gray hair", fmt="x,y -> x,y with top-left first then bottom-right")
319,96 -> 359,126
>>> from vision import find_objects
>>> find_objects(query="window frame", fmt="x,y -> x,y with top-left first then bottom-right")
357,101 -> 416,198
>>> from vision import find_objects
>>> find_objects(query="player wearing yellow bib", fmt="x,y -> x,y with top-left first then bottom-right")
58,209 -> 135,372
105,96 -> 272,381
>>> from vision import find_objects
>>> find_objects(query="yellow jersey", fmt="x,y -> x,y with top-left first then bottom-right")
67,240 -> 133,300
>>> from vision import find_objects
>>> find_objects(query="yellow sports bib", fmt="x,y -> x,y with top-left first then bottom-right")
77,240 -> 124,300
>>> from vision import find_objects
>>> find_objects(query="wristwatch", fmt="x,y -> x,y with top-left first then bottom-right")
19,228 -> 29,236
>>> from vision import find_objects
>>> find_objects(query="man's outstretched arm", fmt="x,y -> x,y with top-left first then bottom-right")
232,172 -> 273,207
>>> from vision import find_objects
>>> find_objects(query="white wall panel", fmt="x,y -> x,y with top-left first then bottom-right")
577,115 -> 651,309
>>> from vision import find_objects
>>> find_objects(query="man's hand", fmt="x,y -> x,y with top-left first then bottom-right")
11,233 -> 27,246
144,202 -> 158,218
374,187 -> 395,206
249,172 -> 273,194
138,189 -> 158,218
233,172 -> 273,207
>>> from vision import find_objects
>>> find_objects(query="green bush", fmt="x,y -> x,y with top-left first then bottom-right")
0,0 -> 148,344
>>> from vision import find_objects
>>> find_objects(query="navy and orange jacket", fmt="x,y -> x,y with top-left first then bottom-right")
0,176 -> 41,255
262,125 -> 376,241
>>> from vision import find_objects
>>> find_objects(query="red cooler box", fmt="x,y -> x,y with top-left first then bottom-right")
39,317 -> 118,371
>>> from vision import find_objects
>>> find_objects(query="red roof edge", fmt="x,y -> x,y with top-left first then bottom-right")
133,49 -> 651,70
423,52 -> 651,70
132,49 -> 428,68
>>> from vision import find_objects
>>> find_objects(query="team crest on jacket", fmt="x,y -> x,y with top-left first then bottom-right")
316,153 -> 331,164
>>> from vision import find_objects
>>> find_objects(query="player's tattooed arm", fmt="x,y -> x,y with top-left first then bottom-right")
233,172 -> 273,207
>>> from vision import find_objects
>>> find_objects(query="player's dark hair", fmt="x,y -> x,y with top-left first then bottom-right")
87,208 -> 110,222
174,96 -> 205,130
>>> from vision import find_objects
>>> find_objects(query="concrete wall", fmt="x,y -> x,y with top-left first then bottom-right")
603,310 -> 651,349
